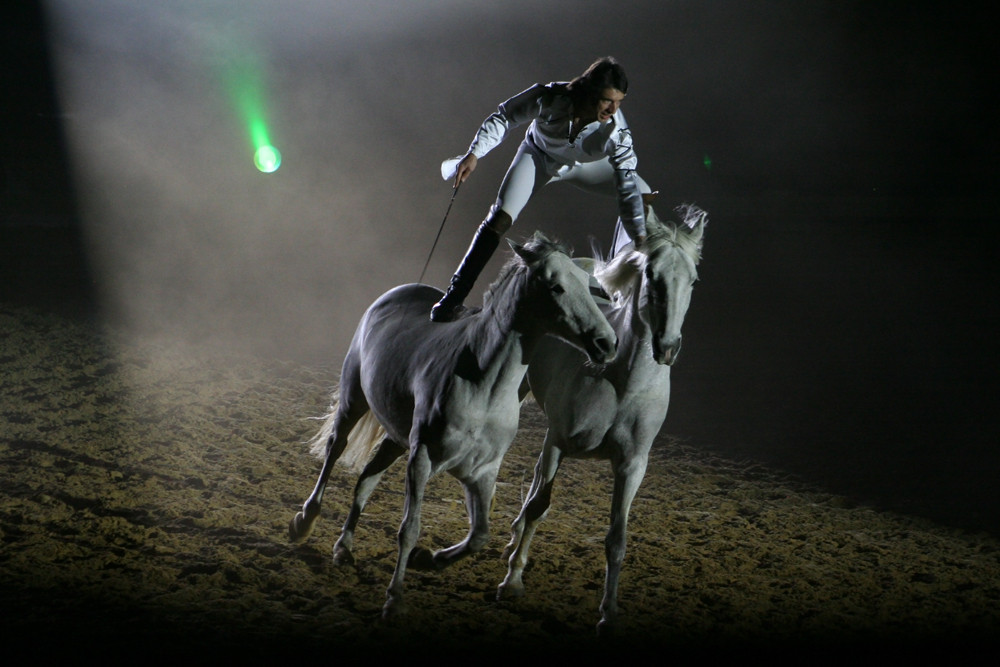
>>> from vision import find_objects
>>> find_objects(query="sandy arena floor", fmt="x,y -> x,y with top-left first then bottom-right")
1,304 -> 998,662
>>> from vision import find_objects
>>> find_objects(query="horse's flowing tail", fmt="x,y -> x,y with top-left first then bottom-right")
306,387 -> 386,474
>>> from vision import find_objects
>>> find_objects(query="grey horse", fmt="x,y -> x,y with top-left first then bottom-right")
498,201 -> 707,634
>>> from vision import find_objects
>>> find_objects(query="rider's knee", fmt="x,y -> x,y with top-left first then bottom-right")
483,208 -> 513,236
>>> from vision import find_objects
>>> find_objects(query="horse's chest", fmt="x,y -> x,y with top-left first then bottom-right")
448,396 -> 519,437
436,404 -> 518,477
552,373 -> 670,450
440,389 -> 519,443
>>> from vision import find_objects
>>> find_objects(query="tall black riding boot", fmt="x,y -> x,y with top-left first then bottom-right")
430,220 -> 503,322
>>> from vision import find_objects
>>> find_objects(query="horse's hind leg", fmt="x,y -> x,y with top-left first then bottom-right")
497,436 -> 562,599
288,413 -> 354,543
289,360 -> 368,543
332,436 -> 406,565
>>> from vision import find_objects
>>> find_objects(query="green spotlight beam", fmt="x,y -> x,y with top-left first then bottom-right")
222,48 -> 281,173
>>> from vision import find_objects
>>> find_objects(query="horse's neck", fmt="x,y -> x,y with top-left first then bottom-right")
462,294 -> 532,393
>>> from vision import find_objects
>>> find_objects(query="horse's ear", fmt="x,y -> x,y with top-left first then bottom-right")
509,238 -> 538,263
675,203 -> 708,231
644,212 -> 665,237
642,191 -> 659,217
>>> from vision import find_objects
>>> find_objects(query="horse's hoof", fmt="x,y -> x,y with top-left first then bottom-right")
381,597 -> 407,621
407,546 -> 436,571
496,579 -> 525,601
288,512 -> 313,544
332,545 -> 355,566
596,614 -> 618,638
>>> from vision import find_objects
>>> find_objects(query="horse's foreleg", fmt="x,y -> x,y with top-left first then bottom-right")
501,452 -> 545,561
383,443 -> 432,620
333,437 -> 406,565
597,455 -> 648,635
422,471 -> 497,569
497,440 -> 562,600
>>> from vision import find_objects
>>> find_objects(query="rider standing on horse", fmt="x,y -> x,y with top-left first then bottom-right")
430,56 -> 655,322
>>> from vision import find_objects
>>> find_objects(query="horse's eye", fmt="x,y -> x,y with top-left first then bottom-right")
550,283 -> 566,295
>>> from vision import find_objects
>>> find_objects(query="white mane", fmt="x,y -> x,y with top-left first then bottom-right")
593,204 -> 706,302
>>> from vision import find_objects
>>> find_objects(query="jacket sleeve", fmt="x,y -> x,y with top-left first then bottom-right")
466,84 -> 546,158
610,125 -> 647,241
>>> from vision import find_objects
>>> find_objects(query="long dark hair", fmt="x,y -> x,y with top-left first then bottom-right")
567,56 -> 629,106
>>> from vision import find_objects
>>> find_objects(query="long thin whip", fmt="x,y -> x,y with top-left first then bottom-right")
418,181 -> 461,284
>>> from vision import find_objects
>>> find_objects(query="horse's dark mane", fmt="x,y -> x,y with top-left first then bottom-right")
448,232 -> 572,367
482,233 -> 571,307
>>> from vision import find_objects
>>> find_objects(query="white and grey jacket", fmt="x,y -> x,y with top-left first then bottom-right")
466,81 -> 646,241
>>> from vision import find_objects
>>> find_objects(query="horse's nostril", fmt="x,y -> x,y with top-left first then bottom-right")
653,336 -> 681,365
599,337 -> 615,355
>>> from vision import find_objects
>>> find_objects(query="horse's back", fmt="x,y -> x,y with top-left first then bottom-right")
357,283 -> 470,360
347,283 -> 470,424
368,283 -> 442,321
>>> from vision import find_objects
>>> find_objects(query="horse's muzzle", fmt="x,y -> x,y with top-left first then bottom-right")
587,332 -> 618,364
654,335 -> 681,366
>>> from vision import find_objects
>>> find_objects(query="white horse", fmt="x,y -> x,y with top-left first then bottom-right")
497,200 -> 707,634
288,233 -> 617,619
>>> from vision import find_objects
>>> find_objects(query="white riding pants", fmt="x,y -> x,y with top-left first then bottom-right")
490,139 -> 651,256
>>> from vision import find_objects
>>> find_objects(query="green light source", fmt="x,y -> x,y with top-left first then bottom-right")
221,47 -> 282,174
254,145 -> 281,173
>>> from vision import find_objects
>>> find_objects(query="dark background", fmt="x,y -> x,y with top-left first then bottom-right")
2,1 -> 997,539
